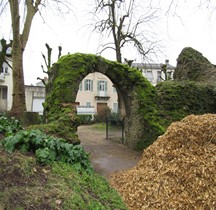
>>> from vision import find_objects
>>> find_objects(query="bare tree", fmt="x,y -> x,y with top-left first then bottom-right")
0,38 -> 12,70
92,0 -> 159,63
0,0 -> 71,117
38,43 -> 62,85
166,0 -> 216,15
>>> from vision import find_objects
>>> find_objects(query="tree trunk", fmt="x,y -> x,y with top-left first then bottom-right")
8,0 -> 41,116
8,0 -> 26,116
10,38 -> 26,115
116,45 -> 122,63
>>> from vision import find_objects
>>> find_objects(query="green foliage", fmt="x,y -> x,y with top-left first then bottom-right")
77,114 -> 93,124
0,148 -> 127,209
108,112 -> 122,125
174,47 -> 216,83
133,83 -> 165,150
94,106 -> 111,123
156,81 -> 216,127
0,115 -> 23,136
1,129 -> 92,173
51,163 -> 128,209
29,121 -> 80,144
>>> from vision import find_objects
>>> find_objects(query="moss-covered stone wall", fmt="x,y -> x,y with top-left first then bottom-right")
174,47 -> 216,84
156,81 -> 216,128
44,53 -> 163,150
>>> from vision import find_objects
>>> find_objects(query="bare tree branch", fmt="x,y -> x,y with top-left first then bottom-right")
92,0 -> 159,63
0,0 -> 9,15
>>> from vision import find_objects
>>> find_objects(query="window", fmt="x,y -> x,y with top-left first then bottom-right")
2,62 -> 9,74
113,103 -> 118,113
86,102 -> 91,108
113,86 -> 117,93
98,81 -> 105,91
167,71 -> 172,80
84,79 -> 93,91
98,80 -> 107,91
79,82 -> 82,91
0,86 -> 7,99
146,70 -> 153,82
4,67 -> 8,74
157,71 -> 161,82
97,80 -> 107,96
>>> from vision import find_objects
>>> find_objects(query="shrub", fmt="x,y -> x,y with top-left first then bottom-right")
0,115 -> 23,136
77,114 -> 93,124
108,112 -> 122,125
1,129 -> 92,173
156,81 -> 216,127
94,106 -> 111,123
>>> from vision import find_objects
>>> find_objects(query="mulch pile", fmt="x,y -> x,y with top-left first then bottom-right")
109,114 -> 216,209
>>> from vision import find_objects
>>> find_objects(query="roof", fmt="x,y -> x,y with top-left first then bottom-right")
132,63 -> 175,70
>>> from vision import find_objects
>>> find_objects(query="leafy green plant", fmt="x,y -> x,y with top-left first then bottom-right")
1,129 -> 92,173
0,115 -> 23,136
94,106 -> 111,123
108,112 -> 122,125
77,114 -> 93,124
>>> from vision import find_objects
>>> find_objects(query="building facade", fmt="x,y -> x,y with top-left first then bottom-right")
132,60 -> 175,86
76,72 -> 118,115
0,46 -> 13,112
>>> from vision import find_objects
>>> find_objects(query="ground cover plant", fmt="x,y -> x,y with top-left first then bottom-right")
0,148 -> 127,209
1,129 -> 92,172
0,115 -> 23,136
0,116 -> 127,209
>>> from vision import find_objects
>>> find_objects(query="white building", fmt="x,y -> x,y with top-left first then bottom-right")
0,46 -> 13,112
132,60 -> 175,86
76,72 -> 118,115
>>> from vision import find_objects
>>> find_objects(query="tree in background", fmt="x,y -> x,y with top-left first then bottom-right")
0,38 -> 12,70
0,0 -> 71,117
37,43 -> 62,85
92,0 -> 159,63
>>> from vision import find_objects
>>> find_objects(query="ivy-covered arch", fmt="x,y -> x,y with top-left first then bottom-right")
44,53 -> 164,150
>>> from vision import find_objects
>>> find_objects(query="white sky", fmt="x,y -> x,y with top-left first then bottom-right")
1,0 -> 216,85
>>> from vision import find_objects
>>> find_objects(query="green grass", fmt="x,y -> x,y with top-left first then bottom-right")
0,147 -> 127,210
91,123 -> 122,131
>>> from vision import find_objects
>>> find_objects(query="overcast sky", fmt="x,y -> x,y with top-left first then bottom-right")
1,0 -> 216,85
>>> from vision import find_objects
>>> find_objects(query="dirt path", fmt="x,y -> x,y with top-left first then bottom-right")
77,125 -> 142,178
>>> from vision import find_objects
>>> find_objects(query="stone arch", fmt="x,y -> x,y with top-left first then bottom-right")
44,53 -> 164,150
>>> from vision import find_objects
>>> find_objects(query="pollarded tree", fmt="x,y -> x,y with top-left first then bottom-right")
92,0 -> 159,63
0,0 -> 71,117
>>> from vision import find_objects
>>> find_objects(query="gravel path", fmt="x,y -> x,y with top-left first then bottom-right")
77,125 -> 142,178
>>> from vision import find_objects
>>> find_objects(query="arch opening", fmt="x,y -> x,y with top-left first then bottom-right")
44,53 -> 164,150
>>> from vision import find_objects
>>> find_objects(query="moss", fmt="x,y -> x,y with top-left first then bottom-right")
44,53 -> 165,150
174,47 -> 216,84
132,83 -> 165,150
0,148 -> 127,209
156,81 -> 216,127
29,122 -> 80,144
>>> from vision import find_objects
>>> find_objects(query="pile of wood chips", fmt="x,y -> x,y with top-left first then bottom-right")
109,114 -> 216,209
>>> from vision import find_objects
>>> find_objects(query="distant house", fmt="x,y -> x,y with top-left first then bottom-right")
132,60 -> 175,86
25,84 -> 46,115
0,44 -> 13,112
75,72 -> 118,115
0,42 -> 46,114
